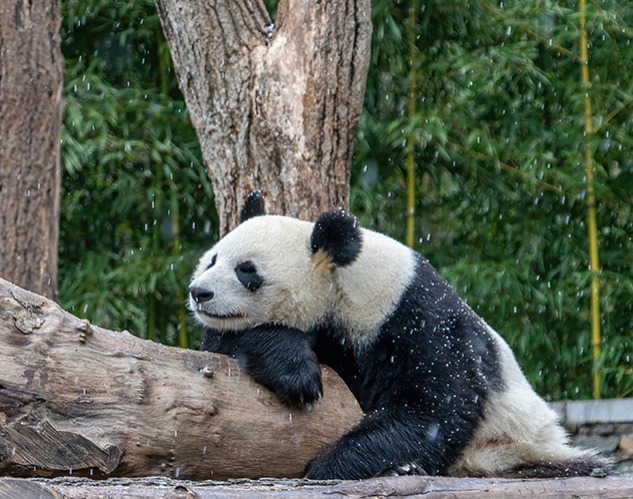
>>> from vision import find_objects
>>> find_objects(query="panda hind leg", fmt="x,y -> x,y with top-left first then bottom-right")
304,407 -> 453,480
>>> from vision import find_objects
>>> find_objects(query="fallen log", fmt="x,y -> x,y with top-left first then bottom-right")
1,475 -> 632,499
0,277 -> 362,479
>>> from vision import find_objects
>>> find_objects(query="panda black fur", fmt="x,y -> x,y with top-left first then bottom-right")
190,191 -> 609,480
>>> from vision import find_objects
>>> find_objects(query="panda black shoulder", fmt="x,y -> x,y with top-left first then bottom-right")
404,254 -> 505,388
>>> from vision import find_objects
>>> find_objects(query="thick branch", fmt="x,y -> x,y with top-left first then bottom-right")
0,278 -> 361,479
154,0 -> 372,234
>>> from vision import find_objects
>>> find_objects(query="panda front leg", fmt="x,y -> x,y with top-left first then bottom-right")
304,405 -> 462,479
201,325 -> 323,407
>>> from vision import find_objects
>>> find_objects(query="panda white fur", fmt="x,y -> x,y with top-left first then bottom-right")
189,191 -> 609,480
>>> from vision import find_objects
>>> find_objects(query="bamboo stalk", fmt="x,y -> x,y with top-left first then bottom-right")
405,1 -> 417,248
578,0 -> 602,400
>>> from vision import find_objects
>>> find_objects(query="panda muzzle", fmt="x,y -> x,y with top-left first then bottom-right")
189,286 -> 214,304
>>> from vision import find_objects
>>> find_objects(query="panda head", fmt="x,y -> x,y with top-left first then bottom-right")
188,191 -> 362,332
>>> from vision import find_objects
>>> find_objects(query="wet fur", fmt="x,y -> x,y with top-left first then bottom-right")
194,192 -> 610,479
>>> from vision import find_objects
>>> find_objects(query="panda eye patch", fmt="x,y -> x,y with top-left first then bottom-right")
238,262 -> 256,273
235,260 -> 263,291
206,254 -> 217,270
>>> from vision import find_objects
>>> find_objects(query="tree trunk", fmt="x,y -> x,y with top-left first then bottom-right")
0,0 -> 63,301
0,277 -> 362,479
154,0 -> 372,234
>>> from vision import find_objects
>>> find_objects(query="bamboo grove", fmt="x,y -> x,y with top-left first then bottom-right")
59,0 -> 632,400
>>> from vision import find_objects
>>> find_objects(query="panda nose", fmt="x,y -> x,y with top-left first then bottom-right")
189,286 -> 214,303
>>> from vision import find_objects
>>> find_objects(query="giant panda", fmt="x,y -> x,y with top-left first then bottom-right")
189,190 -> 609,480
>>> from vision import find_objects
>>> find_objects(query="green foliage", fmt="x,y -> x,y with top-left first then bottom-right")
60,0 -> 215,347
352,0 -> 633,400
59,0 -> 631,400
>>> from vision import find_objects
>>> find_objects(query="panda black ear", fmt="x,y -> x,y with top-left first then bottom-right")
240,190 -> 266,223
310,209 -> 362,267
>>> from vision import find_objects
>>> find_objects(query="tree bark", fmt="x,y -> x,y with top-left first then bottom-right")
154,0 -> 372,234
0,277 -> 362,480
0,0 -> 63,301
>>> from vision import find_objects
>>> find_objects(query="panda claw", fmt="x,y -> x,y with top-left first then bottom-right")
277,378 -> 323,408
383,462 -> 428,477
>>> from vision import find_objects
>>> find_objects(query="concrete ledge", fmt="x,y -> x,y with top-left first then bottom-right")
550,398 -> 633,474
552,399 -> 633,425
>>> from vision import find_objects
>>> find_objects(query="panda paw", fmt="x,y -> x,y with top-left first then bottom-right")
203,325 -> 323,408
244,350 -> 323,408
269,359 -> 323,407
304,454 -> 342,480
